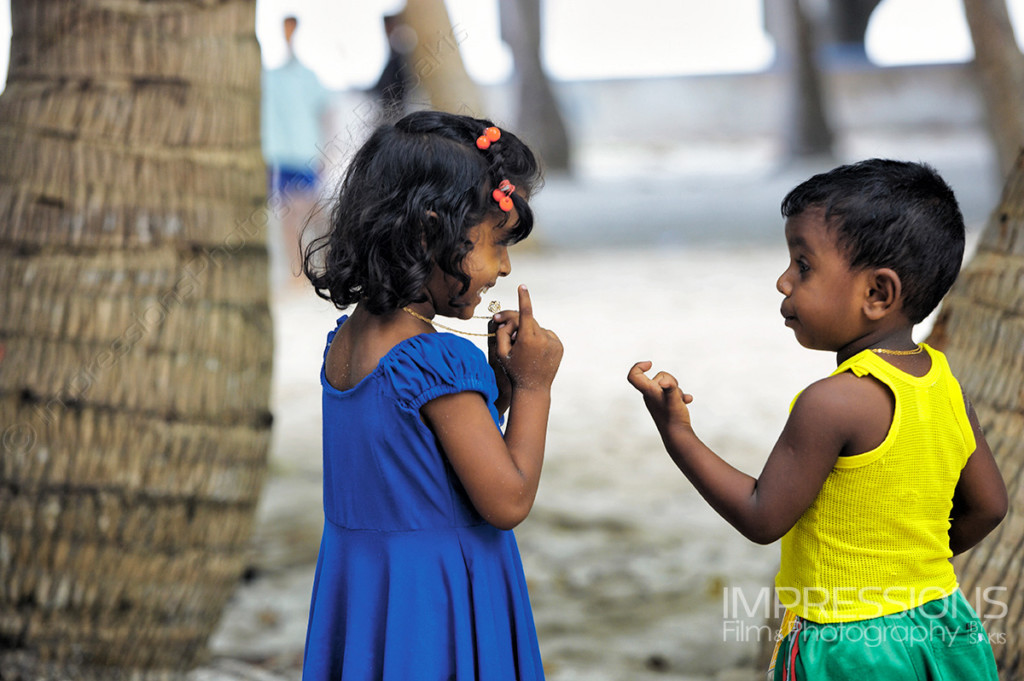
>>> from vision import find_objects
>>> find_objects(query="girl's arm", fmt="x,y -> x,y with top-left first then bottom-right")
949,401 -> 1007,555
627,363 -> 880,544
421,286 -> 562,530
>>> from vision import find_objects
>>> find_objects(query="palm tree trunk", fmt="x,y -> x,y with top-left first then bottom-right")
399,0 -> 483,116
0,1 -> 271,678
927,148 -> 1024,679
766,0 -> 836,161
961,0 -> 1024,177
499,0 -> 572,173
825,0 -> 882,47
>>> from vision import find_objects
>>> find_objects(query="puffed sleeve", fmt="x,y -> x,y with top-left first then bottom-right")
324,316 -> 347,360
383,333 -> 499,414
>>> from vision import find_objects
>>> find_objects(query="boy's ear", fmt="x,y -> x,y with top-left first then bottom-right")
863,267 -> 901,320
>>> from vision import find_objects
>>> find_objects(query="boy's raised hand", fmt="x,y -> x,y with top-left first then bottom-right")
627,361 -> 695,430
491,285 -> 562,391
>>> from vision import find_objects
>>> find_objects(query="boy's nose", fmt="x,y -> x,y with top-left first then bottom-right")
776,272 -> 791,296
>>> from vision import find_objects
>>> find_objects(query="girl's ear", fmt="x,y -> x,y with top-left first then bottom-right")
421,210 -> 438,252
863,267 -> 901,320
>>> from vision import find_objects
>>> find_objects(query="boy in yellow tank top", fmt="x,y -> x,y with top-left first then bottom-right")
628,159 -> 1007,680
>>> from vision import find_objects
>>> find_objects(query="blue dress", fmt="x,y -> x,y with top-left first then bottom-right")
301,316 -> 545,681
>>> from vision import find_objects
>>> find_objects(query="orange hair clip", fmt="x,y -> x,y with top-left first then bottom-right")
475,126 -> 501,150
492,179 -> 515,212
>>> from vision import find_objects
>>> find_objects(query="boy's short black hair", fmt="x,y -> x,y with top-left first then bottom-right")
781,159 -> 965,324
303,110 -> 541,314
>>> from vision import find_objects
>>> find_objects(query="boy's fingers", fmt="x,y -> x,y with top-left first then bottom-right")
627,361 -> 655,390
654,372 -> 679,392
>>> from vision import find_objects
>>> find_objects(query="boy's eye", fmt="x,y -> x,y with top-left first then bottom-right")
797,259 -> 810,274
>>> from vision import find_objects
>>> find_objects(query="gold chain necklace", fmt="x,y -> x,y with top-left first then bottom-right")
871,344 -> 924,356
402,300 -> 502,338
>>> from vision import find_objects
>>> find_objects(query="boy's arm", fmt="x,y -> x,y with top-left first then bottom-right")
949,401 -> 1007,555
628,363 -> 866,544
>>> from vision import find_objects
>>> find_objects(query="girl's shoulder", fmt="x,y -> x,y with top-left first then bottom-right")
385,331 -> 485,371
377,332 -> 495,409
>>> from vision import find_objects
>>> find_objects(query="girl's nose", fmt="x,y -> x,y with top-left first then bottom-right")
498,247 -> 511,277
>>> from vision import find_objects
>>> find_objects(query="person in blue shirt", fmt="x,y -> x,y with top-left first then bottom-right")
261,15 -> 331,283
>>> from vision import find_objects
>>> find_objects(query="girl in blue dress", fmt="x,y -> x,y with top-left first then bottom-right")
299,110 -> 563,680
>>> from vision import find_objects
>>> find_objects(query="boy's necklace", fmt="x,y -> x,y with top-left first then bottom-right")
402,300 -> 502,338
871,344 -> 924,356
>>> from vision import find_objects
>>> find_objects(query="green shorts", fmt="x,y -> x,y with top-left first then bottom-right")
771,591 -> 998,680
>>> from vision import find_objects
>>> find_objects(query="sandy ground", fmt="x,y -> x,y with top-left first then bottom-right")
196,130 -> 993,681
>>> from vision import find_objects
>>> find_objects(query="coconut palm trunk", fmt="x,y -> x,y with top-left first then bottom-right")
927,149 -> 1024,679
765,0 -> 836,162
499,0 -> 572,173
399,0 -> 483,115
0,1 -> 272,678
961,0 -> 1024,177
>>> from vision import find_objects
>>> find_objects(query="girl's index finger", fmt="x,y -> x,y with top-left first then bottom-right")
517,284 -> 534,323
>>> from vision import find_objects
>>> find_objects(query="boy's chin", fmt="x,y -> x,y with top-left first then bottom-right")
792,333 -> 825,352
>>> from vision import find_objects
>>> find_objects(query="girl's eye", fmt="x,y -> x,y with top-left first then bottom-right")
797,259 -> 810,274
495,228 -> 517,247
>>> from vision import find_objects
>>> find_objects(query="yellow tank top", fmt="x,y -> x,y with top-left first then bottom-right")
775,343 -> 975,623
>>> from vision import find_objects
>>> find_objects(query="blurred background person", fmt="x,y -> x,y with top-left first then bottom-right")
261,14 -> 332,286
370,12 -> 415,120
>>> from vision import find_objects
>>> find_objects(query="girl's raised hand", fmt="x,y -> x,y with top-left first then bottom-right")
492,285 -> 562,391
627,361 -> 695,430
487,316 -> 512,415
426,285 -> 560,529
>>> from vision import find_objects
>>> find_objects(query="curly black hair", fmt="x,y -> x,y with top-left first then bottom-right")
302,110 -> 542,314
781,159 -> 966,324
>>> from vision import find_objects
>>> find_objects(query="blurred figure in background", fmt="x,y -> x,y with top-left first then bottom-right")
262,15 -> 332,285
371,13 -> 414,121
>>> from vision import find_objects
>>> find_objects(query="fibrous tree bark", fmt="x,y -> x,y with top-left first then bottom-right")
0,1 -> 272,678
928,148 -> 1024,679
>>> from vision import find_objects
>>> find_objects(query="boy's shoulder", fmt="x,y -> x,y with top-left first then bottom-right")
790,371 -> 894,456
795,370 -> 888,413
